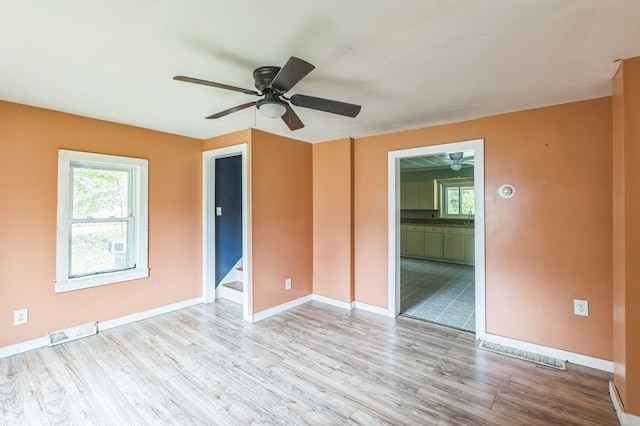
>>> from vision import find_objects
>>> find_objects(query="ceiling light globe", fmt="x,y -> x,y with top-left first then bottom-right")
451,163 -> 462,171
258,101 -> 287,119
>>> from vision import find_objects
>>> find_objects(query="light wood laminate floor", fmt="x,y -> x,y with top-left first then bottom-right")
0,300 -> 618,425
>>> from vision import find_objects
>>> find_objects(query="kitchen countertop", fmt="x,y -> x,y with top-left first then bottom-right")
401,219 -> 475,228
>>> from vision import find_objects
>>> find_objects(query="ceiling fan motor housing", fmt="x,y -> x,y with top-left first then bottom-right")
253,66 -> 281,93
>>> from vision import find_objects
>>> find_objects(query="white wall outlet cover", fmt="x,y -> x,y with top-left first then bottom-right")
498,184 -> 516,199
13,308 -> 28,325
574,299 -> 589,316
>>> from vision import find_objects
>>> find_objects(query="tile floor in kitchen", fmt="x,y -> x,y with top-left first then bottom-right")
400,257 -> 475,332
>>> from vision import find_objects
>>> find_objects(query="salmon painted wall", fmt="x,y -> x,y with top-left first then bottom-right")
202,129 -> 251,152
623,57 -> 640,416
312,138 -> 354,302
0,101 -> 202,348
353,98 -> 613,360
203,128 -> 313,314
613,57 -> 640,415
250,129 -> 313,312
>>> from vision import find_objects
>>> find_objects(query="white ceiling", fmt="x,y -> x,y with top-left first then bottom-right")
401,150 -> 474,171
1,1 -> 639,143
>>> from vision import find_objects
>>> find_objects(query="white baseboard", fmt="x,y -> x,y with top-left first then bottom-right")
312,294 -> 355,310
354,301 -> 395,318
610,381 -> 640,426
0,335 -> 49,359
483,333 -> 614,372
250,295 -> 313,323
98,297 -> 203,332
1,297 -> 203,359
309,296 -> 394,318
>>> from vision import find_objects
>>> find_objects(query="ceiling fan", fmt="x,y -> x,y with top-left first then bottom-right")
448,152 -> 474,171
173,56 -> 361,131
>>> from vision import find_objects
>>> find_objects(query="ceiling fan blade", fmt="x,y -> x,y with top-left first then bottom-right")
290,94 -> 361,117
270,57 -> 315,93
281,104 -> 304,130
205,102 -> 256,119
174,76 -> 259,96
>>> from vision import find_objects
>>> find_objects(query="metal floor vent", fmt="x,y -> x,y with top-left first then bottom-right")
479,340 -> 566,370
48,322 -> 98,346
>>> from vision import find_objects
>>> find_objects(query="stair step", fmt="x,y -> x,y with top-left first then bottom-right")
222,281 -> 243,292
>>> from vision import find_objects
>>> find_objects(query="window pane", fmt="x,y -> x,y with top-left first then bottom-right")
70,222 -> 131,276
447,187 -> 460,215
461,187 -> 475,216
73,167 -> 129,219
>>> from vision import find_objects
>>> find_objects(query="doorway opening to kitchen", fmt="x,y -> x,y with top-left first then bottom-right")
387,139 -> 485,336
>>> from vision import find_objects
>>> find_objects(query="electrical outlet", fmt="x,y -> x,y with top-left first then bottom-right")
14,308 -> 28,325
285,278 -> 292,290
574,299 -> 589,317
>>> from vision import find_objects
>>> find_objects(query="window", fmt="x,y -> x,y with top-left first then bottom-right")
56,150 -> 148,292
441,179 -> 475,218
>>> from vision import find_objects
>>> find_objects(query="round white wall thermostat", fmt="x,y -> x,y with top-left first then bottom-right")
498,184 -> 516,199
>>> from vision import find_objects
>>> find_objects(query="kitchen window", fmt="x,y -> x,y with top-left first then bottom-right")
441,180 -> 475,218
55,150 -> 149,292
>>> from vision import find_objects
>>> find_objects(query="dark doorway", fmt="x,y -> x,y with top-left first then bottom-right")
214,155 -> 242,287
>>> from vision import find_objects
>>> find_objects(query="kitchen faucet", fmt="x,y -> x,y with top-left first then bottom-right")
465,210 -> 474,226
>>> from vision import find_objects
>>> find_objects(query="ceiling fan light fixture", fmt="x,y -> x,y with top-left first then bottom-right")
175,56 -> 361,131
450,163 -> 462,171
257,99 -> 287,119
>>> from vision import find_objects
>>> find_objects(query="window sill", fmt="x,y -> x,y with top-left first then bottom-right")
55,268 -> 149,293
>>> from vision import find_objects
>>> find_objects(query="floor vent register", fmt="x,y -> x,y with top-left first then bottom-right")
48,322 -> 98,346
479,340 -> 567,370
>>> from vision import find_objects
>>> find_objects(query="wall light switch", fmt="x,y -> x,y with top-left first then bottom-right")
574,299 -> 588,317
216,207 -> 222,216
285,278 -> 292,290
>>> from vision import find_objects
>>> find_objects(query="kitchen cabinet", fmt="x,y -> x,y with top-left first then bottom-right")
464,234 -> 475,262
402,180 -> 438,210
443,233 -> 465,260
424,226 -> 444,258
443,227 -> 474,262
400,225 -> 407,255
405,225 -> 425,257
400,224 -> 474,265
419,180 -> 438,210
404,182 -> 420,209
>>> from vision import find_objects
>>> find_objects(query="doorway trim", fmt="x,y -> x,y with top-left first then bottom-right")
387,138 -> 486,338
203,143 -> 251,322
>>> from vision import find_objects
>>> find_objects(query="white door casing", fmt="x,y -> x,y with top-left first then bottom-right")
203,144 -> 251,322
387,139 -> 486,338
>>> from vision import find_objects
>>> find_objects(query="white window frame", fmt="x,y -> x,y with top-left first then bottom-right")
55,150 -> 149,293
440,179 -> 475,218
